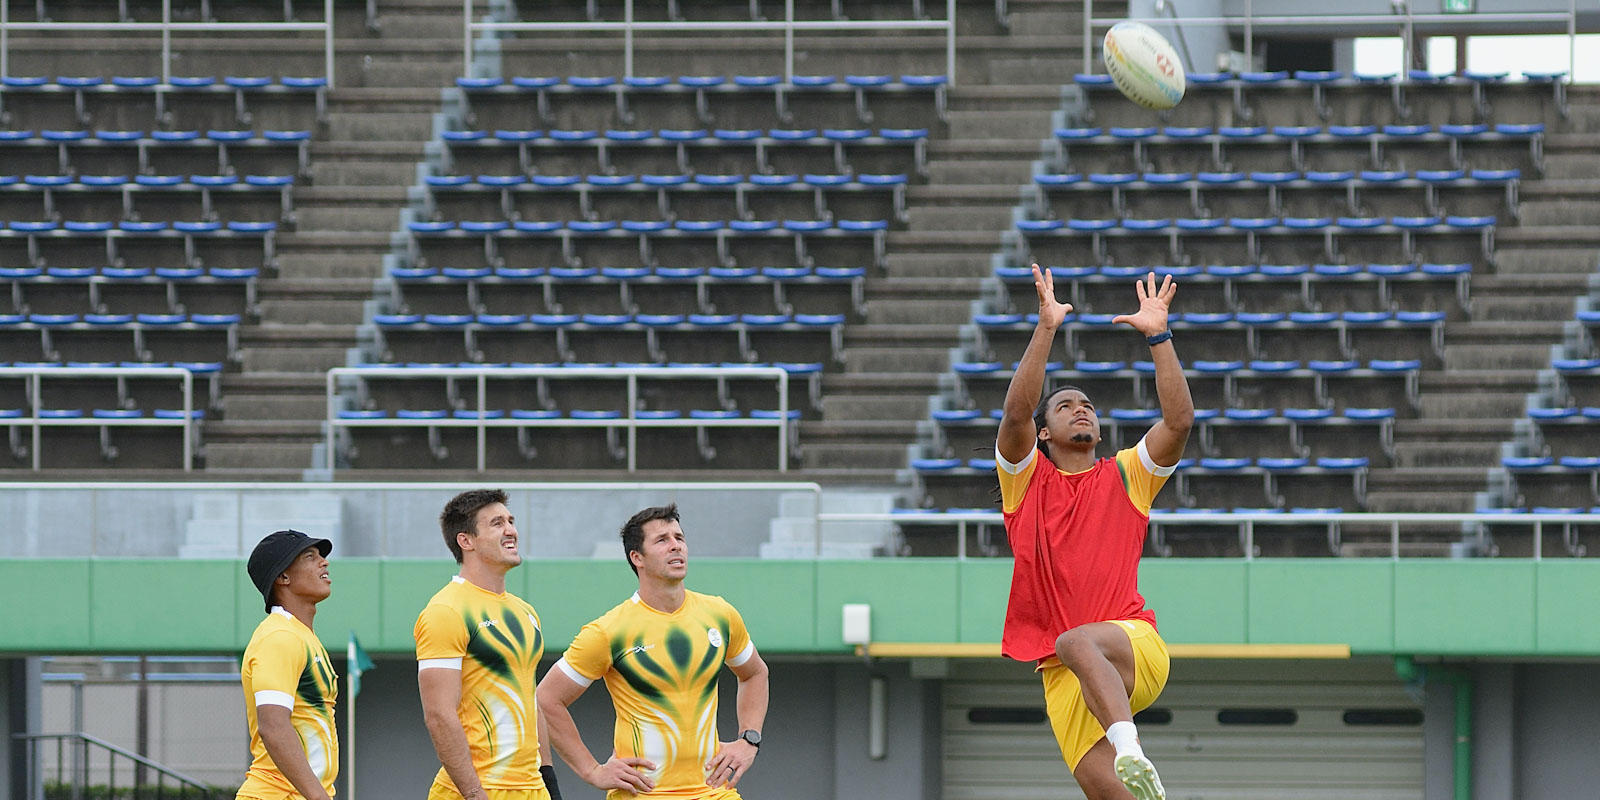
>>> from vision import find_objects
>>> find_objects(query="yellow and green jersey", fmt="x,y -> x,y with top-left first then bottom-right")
238,608 -> 339,799
414,576 -> 546,792
556,590 -> 755,800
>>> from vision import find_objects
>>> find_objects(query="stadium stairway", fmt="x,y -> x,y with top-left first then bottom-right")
205,0 -> 465,473
801,0 -> 1122,481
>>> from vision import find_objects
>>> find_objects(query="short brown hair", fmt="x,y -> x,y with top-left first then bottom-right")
620,504 -> 679,575
439,489 -> 509,564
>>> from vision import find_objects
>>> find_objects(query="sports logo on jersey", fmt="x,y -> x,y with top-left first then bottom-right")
707,628 -> 723,648
620,643 -> 656,659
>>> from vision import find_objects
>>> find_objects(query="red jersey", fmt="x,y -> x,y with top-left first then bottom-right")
997,442 -> 1171,663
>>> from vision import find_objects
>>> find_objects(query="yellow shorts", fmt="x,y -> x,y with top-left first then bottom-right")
427,774 -> 551,800
603,788 -> 741,800
1039,618 -> 1171,771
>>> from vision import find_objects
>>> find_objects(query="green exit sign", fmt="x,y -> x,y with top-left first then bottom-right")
1444,0 -> 1474,12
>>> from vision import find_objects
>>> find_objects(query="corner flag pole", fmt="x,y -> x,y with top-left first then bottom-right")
346,665 -> 356,800
346,632 -> 374,800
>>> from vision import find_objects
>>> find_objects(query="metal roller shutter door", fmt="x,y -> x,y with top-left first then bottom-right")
942,658 -> 1424,800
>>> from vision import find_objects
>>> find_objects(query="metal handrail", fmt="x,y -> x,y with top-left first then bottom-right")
820,511 -> 1597,560
1083,0 -> 1579,84
0,0 -> 336,87
465,0 -> 957,84
14,731 -> 219,800
326,365 -> 791,473
0,367 -> 196,472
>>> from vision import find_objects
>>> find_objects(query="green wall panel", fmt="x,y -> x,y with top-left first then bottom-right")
90,560 -> 237,650
1534,561 -> 1600,653
0,561 -> 90,649
1140,561 -> 1248,643
1248,560 -> 1395,651
956,561 -> 1011,643
522,562 -> 645,650
8,557 -> 1600,656
814,560 -> 960,648
376,561 -> 463,652
680,560 -> 818,652
1395,561 -> 1536,654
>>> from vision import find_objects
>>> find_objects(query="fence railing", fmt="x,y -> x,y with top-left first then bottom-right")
820,510 -> 1598,560
326,365 -> 792,472
464,0 -> 957,83
14,732 -> 220,800
0,366 -> 197,472
0,0 -> 336,87
1083,0 -> 1578,82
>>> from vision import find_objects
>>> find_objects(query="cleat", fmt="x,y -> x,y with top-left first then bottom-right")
1115,753 -> 1166,800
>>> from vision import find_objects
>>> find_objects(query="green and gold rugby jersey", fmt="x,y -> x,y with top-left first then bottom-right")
238,608 -> 339,798
414,576 -> 546,792
556,590 -> 755,800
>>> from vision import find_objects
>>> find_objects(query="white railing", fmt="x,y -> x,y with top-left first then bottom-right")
0,366 -> 197,472
465,0 -> 957,84
0,0 -> 336,87
820,510 -> 1598,560
326,365 -> 792,473
1083,0 -> 1578,83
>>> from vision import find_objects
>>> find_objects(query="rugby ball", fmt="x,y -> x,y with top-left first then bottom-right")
1102,22 -> 1186,110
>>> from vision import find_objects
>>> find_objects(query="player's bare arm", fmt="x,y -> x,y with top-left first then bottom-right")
1112,272 -> 1193,465
999,263 -> 1074,464
419,666 -> 486,800
536,666 -> 657,794
256,705 -> 333,800
705,649 -> 769,789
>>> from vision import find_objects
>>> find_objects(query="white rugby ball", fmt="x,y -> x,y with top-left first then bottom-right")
1102,21 -> 1186,110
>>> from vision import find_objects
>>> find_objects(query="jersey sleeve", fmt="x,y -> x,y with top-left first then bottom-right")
995,443 -> 1040,514
1114,438 -> 1177,516
556,619 -> 612,686
723,602 -> 755,667
414,602 -> 469,665
247,630 -> 307,707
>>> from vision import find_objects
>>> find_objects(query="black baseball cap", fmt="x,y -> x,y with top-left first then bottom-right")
247,530 -> 332,613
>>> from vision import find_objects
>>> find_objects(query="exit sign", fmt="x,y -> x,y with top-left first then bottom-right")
1444,0 -> 1474,12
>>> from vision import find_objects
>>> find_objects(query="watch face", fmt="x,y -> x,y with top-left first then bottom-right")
741,730 -> 762,746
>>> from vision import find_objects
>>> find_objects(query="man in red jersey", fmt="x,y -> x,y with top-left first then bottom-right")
995,265 -> 1193,800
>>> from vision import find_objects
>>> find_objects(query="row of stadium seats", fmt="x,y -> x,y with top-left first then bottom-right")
420,171 -> 909,226
435,127 -> 928,178
2,131 -> 311,178
453,73 -> 948,127
1072,69 -> 1569,123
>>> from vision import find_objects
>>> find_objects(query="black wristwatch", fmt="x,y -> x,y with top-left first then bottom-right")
739,729 -> 762,748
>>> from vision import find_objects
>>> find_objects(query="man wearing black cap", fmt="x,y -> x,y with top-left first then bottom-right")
237,530 -> 338,800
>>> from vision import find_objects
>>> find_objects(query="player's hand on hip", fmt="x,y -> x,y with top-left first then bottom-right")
1032,263 -> 1073,329
1111,271 -> 1176,337
705,740 -> 758,789
586,756 -> 656,793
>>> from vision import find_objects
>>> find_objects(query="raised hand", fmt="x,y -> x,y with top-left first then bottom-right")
1111,271 -> 1176,337
586,755 -> 656,793
1032,263 -> 1074,329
